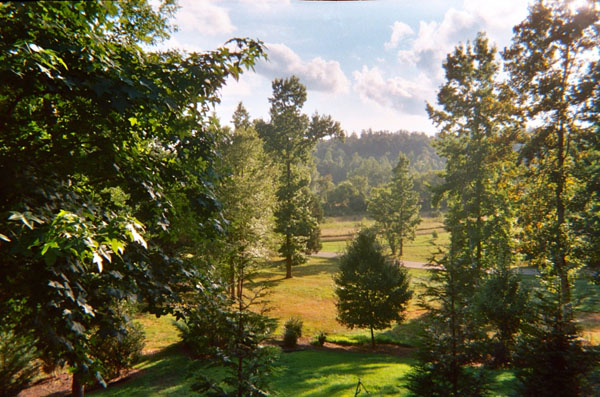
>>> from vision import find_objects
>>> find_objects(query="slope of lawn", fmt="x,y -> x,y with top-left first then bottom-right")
89,215 -> 600,396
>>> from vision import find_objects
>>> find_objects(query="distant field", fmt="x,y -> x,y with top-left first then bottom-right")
320,215 -> 448,263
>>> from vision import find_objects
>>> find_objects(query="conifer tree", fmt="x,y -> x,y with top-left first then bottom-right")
334,228 -> 412,348
503,1 -> 599,393
257,76 -> 343,278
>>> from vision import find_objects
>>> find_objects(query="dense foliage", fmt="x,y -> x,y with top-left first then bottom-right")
0,1 -> 264,394
313,130 -> 444,216
410,1 -> 600,395
0,326 -> 39,397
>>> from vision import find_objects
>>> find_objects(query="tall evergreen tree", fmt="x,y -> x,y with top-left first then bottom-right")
503,1 -> 599,394
409,33 -> 520,395
257,76 -> 343,278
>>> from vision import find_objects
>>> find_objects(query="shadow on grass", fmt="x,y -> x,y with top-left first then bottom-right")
272,350 -> 413,396
327,316 -> 426,348
256,258 -> 339,289
90,344 -> 196,397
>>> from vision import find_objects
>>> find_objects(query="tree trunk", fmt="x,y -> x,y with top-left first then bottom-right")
285,232 -> 292,279
72,372 -> 84,397
285,160 -> 293,279
399,238 -> 403,258
370,325 -> 375,348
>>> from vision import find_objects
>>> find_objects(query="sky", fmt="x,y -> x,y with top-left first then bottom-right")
155,0 -> 533,135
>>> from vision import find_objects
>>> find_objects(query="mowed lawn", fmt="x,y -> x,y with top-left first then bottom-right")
90,215 -> 600,396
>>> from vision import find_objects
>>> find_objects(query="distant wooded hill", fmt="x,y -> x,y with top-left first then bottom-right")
312,129 -> 446,216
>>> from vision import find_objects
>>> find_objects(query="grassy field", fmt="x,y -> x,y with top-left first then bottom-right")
88,215 -> 600,395
255,256 -> 430,337
320,215 -> 449,263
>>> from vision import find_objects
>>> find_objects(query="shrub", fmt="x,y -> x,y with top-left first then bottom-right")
431,230 -> 438,239
89,321 -> 145,382
0,327 -> 39,397
175,286 -> 232,356
315,331 -> 327,347
282,317 -> 303,347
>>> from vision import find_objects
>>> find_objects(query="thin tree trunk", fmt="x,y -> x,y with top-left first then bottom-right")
72,372 -> 84,397
555,44 -> 572,316
370,325 -> 375,348
285,160 -> 293,279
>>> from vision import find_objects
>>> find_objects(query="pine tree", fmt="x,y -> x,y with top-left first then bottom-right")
334,228 -> 412,347
257,76 -> 343,278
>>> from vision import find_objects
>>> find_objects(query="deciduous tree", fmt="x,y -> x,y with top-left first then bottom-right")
367,154 -> 421,257
0,2 -> 264,395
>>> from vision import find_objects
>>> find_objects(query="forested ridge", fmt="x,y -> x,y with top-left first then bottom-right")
313,130 -> 444,216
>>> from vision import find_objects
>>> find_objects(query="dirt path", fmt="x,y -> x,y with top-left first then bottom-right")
313,251 -> 432,269
313,251 -> 539,274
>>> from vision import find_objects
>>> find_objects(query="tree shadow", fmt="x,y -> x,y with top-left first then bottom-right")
272,350 -> 413,396
255,258 -> 339,289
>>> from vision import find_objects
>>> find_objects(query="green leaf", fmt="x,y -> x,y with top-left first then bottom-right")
128,116 -> 138,126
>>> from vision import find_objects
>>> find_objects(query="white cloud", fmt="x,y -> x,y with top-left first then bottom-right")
352,66 -> 434,115
238,0 -> 291,11
384,22 -> 414,50
464,0 -> 530,33
256,43 -> 350,94
175,0 -> 235,36
361,0 -> 530,119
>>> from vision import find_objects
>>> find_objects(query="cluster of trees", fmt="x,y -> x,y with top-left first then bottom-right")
313,130 -> 445,216
0,1 -> 336,396
408,1 -> 600,396
0,2 -> 344,395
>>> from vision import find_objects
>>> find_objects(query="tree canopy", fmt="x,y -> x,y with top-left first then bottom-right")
0,1 -> 264,394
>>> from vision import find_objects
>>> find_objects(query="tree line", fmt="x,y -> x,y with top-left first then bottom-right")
313,130 -> 445,216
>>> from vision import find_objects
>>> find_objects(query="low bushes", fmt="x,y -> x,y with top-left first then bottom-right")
283,317 -> 303,347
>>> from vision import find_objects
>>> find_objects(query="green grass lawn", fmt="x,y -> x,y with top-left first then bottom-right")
89,214 -> 600,395
92,344 -> 517,397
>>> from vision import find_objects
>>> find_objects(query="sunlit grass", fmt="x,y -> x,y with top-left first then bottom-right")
254,256 -> 430,340
321,230 -> 449,263
134,314 -> 180,352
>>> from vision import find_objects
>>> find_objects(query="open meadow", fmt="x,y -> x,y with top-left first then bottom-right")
86,216 -> 600,396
